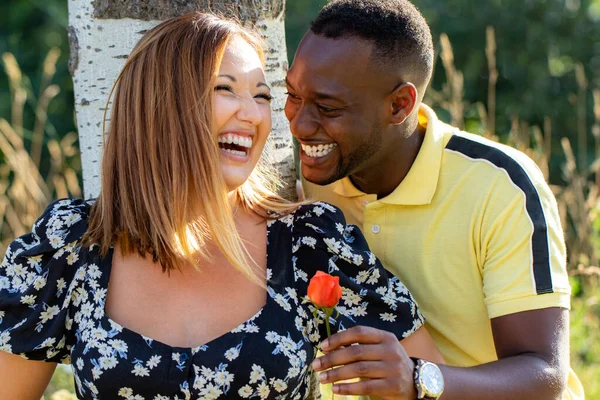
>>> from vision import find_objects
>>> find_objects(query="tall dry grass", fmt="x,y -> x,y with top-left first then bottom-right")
0,49 -> 81,255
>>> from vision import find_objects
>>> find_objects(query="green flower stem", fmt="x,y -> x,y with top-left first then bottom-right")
323,307 -> 334,400
324,308 -> 332,338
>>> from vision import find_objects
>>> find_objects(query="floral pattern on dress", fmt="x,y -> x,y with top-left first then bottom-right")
0,199 -> 424,399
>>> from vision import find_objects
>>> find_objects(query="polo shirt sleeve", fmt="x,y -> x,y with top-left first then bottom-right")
481,159 -> 571,319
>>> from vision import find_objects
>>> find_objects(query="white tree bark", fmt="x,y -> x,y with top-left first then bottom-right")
68,0 -> 295,200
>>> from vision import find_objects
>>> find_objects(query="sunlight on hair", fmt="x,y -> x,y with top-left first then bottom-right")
173,222 -> 207,262
84,12 -> 307,286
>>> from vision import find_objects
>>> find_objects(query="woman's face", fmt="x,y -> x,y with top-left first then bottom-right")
213,35 -> 272,191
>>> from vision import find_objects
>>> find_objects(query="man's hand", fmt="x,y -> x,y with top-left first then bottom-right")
312,326 -> 417,399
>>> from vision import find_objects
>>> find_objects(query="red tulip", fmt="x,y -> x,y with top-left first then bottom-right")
307,271 -> 343,308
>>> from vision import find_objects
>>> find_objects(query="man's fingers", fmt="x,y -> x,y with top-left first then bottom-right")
321,326 -> 392,351
332,378 -> 392,397
318,361 -> 389,383
313,344 -> 386,371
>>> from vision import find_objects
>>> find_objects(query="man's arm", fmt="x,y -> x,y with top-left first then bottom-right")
439,307 -> 569,400
314,307 -> 569,400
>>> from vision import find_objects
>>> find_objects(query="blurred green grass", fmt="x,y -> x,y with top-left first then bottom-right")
570,279 -> 600,399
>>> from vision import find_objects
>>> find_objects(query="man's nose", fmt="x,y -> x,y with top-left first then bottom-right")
289,104 -> 319,139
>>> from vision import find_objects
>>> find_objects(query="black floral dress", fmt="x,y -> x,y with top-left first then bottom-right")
0,199 -> 424,400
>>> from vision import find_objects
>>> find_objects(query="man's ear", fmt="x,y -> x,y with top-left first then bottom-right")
389,83 -> 418,125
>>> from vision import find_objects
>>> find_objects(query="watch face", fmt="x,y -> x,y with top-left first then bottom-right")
420,363 -> 444,396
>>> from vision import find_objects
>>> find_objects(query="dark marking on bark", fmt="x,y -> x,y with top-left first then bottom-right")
113,55 -> 129,59
92,0 -> 285,24
81,98 -> 90,105
269,79 -> 286,87
67,26 -> 79,75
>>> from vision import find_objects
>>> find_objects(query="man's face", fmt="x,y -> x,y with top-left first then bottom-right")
285,33 -> 392,185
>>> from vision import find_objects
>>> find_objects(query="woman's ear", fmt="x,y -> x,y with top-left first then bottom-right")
389,83 -> 418,125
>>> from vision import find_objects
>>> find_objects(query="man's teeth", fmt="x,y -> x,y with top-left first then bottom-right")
218,134 -> 253,148
301,143 -> 337,158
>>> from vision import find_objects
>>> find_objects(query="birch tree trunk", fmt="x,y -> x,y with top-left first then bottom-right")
67,0 -> 295,200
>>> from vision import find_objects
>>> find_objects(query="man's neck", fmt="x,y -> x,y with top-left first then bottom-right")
349,123 -> 425,199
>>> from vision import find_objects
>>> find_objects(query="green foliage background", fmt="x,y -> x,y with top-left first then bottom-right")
5,0 -> 599,184
1,0 -> 598,399
1,0 -> 75,180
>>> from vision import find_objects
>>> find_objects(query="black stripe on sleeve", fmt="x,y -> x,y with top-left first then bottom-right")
446,135 -> 553,294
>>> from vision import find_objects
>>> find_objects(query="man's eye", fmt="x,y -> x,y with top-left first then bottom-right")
285,91 -> 301,101
214,85 -> 233,92
318,105 -> 338,113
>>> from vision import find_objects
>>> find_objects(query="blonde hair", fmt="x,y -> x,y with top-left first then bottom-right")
84,12 -> 303,282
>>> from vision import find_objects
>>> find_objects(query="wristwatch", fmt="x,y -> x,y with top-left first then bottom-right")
411,357 -> 444,399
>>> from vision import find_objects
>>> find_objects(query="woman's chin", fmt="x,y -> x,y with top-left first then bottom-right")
222,171 -> 251,192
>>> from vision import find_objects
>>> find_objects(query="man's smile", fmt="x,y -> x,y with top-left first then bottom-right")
300,143 -> 338,158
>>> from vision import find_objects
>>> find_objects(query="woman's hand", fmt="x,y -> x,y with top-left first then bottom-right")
312,325 -> 418,400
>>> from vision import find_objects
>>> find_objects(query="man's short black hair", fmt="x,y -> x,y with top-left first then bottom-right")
310,0 -> 434,85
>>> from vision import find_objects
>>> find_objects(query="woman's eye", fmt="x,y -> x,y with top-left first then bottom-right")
255,93 -> 273,102
214,85 -> 233,93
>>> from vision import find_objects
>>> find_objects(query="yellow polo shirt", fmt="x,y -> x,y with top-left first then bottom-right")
304,104 -> 583,399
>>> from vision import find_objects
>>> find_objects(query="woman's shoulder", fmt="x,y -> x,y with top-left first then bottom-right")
286,202 -> 425,341
6,198 -> 93,259
0,198 -> 95,362
1,198 -> 95,292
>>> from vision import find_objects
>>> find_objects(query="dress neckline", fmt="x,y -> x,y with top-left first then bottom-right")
96,219 -> 278,353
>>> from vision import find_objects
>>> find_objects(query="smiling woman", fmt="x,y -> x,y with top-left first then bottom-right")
213,35 -> 273,191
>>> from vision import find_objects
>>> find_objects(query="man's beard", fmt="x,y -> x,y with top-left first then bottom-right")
320,123 -> 382,186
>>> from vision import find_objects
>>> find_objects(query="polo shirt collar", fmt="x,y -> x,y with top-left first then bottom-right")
332,104 -> 445,205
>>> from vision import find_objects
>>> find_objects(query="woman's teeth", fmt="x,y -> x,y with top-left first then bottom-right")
222,148 -> 247,156
218,134 -> 253,148
301,143 -> 337,158
218,133 -> 253,156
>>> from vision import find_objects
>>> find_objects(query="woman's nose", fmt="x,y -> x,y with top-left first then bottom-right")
237,96 -> 262,126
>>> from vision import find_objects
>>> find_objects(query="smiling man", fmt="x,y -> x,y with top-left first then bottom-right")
285,0 -> 584,399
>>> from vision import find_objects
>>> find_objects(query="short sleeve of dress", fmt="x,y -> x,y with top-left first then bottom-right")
0,198 -> 91,363
291,202 -> 424,344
